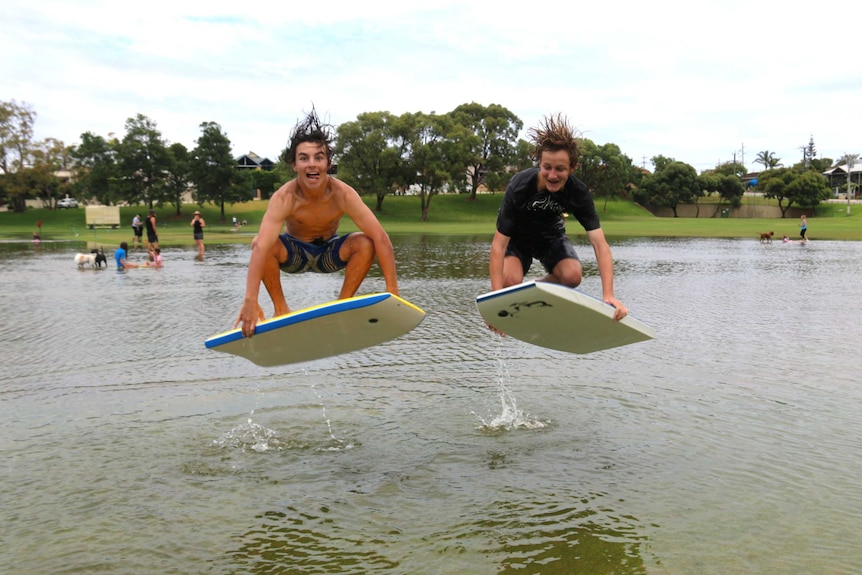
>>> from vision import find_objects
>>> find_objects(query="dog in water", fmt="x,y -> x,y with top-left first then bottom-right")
759,231 -> 774,244
75,249 -> 107,268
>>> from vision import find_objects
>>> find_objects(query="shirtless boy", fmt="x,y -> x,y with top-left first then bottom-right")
234,110 -> 399,337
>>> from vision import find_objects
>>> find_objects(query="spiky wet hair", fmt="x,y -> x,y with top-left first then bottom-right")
282,106 -> 335,165
528,114 -> 581,168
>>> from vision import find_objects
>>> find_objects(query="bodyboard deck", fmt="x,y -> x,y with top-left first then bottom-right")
206,293 -> 425,366
477,281 -> 655,354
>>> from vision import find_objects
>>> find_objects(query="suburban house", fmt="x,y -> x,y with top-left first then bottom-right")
822,162 -> 862,198
236,152 -> 275,171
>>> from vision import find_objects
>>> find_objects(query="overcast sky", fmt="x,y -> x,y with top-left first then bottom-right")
4,0 -> 862,173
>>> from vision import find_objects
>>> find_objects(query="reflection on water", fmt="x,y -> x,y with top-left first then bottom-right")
2,236 -> 862,574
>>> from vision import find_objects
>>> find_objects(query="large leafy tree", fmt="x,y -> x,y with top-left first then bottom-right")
0,101 -> 72,211
633,160 -> 701,217
575,140 -> 638,211
190,121 -> 244,220
788,170 -> 832,209
699,172 -> 745,213
30,138 -> 73,207
805,157 -> 833,173
759,167 -> 831,217
334,111 -> 401,212
650,155 -> 676,173
402,112 -> 454,221
712,160 -> 747,178
245,167 -> 282,201
0,99 -> 38,211
164,142 -> 191,215
117,114 -> 170,208
71,131 -> 121,205
715,174 -> 745,208
486,138 -> 542,194
447,102 -> 522,200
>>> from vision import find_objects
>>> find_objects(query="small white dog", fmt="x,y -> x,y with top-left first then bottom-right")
75,253 -> 97,268
74,250 -> 107,268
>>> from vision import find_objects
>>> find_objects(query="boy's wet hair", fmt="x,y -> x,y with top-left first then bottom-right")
282,106 -> 334,165
529,113 -> 581,168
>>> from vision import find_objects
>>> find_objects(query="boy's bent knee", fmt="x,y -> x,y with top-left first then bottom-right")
343,233 -> 374,260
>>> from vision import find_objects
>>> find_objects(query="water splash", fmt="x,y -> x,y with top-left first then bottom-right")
474,335 -> 549,431
214,413 -> 284,453
310,379 -> 352,451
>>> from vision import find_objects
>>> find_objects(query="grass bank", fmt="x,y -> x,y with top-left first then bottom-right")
2,194 -> 860,245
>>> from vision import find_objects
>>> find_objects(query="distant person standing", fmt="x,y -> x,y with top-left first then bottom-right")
145,210 -> 159,252
799,214 -> 808,242
191,210 -> 206,258
131,213 -> 143,247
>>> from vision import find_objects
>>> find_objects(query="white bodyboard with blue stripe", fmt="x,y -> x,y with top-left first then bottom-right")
206,293 -> 425,366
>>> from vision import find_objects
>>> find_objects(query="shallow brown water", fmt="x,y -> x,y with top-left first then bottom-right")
2,236 -> 861,574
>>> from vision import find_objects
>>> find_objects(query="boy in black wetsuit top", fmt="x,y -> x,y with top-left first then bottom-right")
488,114 -> 628,324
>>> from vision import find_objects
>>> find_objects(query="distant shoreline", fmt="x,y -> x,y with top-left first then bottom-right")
2,195 -> 861,243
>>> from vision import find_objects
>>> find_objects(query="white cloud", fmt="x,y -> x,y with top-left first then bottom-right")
4,0 -> 862,170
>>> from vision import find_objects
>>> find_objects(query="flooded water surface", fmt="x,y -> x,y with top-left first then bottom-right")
2,236 -> 861,574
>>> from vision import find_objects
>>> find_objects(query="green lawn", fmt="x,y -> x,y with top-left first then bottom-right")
2,194 -> 860,245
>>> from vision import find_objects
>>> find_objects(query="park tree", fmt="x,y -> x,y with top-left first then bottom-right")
633,160 -> 701,217
712,160 -> 747,178
650,155 -> 676,173
758,168 -> 795,216
715,174 -> 745,208
164,142 -> 191,215
334,111 -> 402,212
117,114 -> 170,208
806,156 -> 833,173
447,102 -> 522,200
30,137 -> 73,207
71,132 -> 121,205
699,172 -> 745,214
190,121 -> 244,220
0,99 -> 38,211
788,170 -> 832,209
759,167 -> 831,217
575,140 -> 638,211
245,167 -> 282,201
485,138 -> 536,193
401,112 -> 456,221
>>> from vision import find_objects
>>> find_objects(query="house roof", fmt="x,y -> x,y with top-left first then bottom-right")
237,151 -> 275,170
823,161 -> 862,175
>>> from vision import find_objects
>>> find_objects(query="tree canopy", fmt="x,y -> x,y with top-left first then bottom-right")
0,97 -> 845,221
633,160 -> 702,217
758,167 -> 832,217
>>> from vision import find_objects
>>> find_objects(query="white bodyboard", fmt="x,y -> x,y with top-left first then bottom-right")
477,281 -> 655,354
206,293 -> 425,366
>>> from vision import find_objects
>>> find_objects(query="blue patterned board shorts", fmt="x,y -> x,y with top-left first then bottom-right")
278,233 -> 353,273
